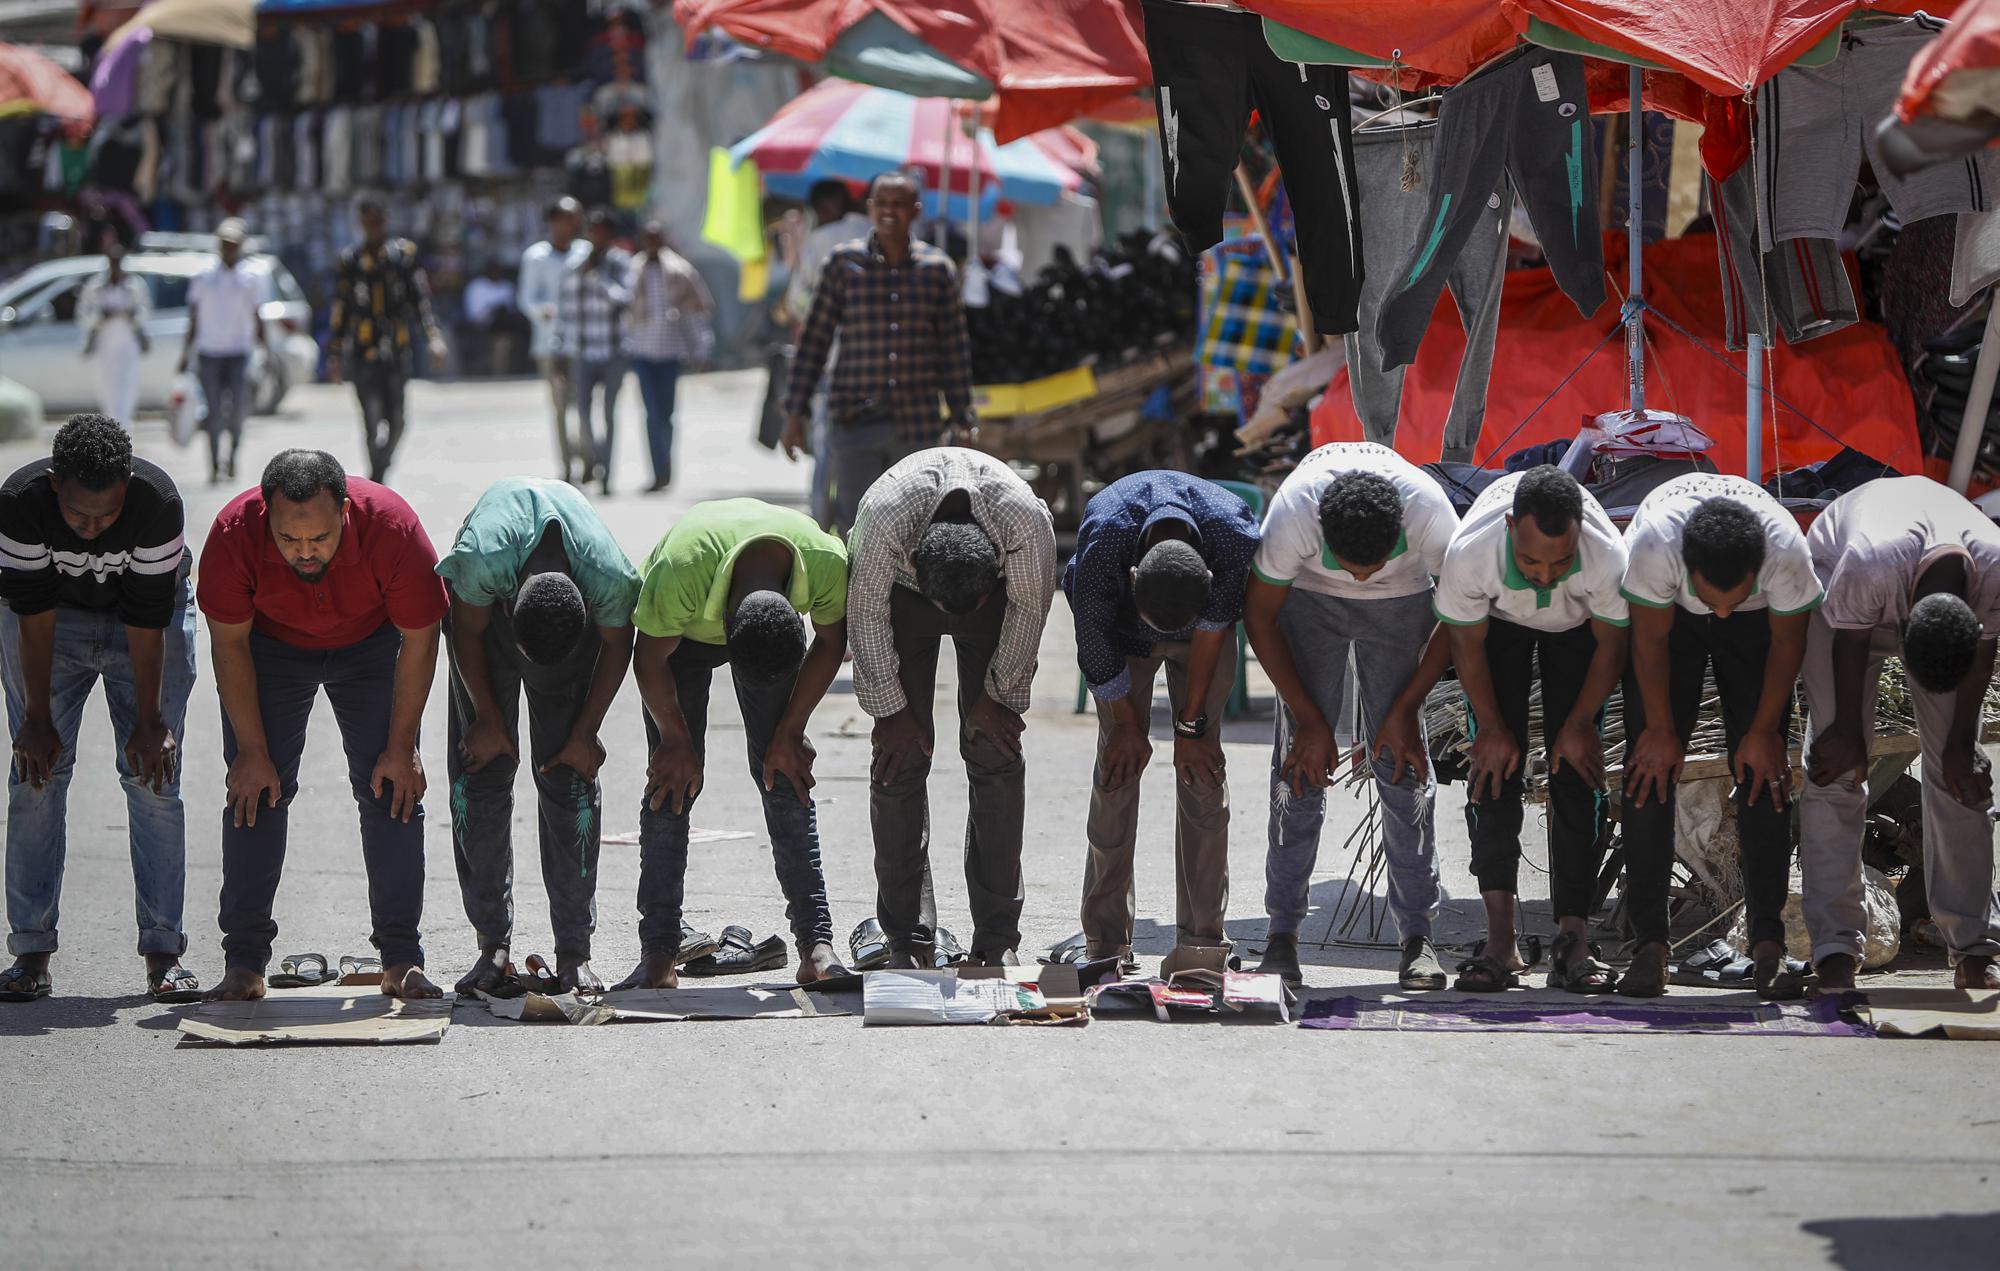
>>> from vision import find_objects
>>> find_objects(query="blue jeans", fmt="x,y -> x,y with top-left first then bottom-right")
1,577 -> 198,957
1265,588 -> 1441,942
573,357 -> 628,480
630,357 -> 681,486
637,638 -> 833,955
217,625 -> 426,972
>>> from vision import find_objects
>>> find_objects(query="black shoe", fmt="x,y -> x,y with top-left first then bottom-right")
1256,933 -> 1303,986
1398,937 -> 1447,991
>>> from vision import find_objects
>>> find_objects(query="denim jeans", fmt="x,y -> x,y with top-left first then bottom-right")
197,353 -> 249,476
630,357 -> 681,487
217,624 -> 426,972
573,357 -> 628,480
1265,589 -> 1441,942
871,584 -> 1026,960
446,607 -> 602,958
1,576 -> 197,957
636,638 -> 833,955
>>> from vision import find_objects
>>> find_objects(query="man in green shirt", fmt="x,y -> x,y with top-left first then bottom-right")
620,498 -> 850,988
436,478 -> 640,995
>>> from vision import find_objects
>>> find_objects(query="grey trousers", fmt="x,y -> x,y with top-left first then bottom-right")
1081,638 -> 1237,955
830,420 -> 914,535
1709,163 -> 1858,352
445,608 -> 602,958
1346,122 -> 1508,464
1799,611 -> 2000,964
871,583 -> 1025,960
1265,589 -> 1441,942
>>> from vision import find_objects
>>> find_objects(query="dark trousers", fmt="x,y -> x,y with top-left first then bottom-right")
445,609 -> 602,959
218,625 -> 425,972
829,420 -> 914,535
1464,617 -> 1608,920
631,357 -> 681,487
1139,0 -> 1362,334
872,584 -> 1025,960
353,360 -> 409,483
636,638 -> 832,955
197,352 -> 249,475
1620,606 -> 1794,948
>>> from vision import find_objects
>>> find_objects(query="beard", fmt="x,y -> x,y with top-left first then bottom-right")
288,560 -> 328,582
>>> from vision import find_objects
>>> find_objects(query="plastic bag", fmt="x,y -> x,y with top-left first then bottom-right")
168,372 -> 204,447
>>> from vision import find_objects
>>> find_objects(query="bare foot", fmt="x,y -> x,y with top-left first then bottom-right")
454,946 -> 510,996
796,942 -> 849,985
204,966 -> 266,1002
1955,955 -> 2000,990
381,964 -> 442,999
1814,952 -> 1859,993
611,951 -> 679,991
559,955 -> 605,995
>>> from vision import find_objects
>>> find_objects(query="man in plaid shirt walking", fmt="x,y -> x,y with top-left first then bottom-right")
558,208 -> 632,498
780,172 -> 976,533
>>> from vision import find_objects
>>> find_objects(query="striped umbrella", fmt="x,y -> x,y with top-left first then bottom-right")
731,79 -> 1095,214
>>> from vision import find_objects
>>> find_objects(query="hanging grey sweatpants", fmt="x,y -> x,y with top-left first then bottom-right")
1798,610 -> 2000,965
1708,162 -> 1857,353
1346,122 -> 1508,463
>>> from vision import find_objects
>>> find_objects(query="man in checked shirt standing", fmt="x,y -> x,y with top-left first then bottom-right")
780,172 -> 977,534
847,448 -> 1056,967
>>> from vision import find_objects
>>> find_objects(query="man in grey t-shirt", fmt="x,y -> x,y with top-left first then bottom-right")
1800,476 -> 2000,991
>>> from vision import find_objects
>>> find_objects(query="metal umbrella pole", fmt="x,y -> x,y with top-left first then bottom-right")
1948,301 -> 2000,493
936,102 -> 954,249
1626,64 -> 1645,412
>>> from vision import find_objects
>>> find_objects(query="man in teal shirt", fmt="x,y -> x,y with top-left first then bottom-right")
437,477 -> 640,995
620,498 -> 850,989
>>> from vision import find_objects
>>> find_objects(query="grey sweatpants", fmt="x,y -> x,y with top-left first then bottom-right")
1798,610 -> 2000,965
1265,589 -> 1441,942
1709,162 -> 1857,352
1347,122 -> 1507,463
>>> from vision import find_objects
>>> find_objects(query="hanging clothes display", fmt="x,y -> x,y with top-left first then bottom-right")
1376,46 -> 1606,374
1346,120 -> 1508,463
1138,0 -> 1362,336
1755,15 -> 2000,249
1707,162 -> 1858,352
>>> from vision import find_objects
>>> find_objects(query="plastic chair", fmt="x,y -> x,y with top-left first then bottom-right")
1071,478 -> 1266,717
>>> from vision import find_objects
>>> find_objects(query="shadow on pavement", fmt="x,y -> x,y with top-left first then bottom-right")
1801,1212 -> 2000,1269
0,994 -> 133,1037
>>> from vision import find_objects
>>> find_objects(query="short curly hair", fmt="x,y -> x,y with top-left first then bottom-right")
1680,497 -> 1767,592
514,573 -> 588,666
50,413 -> 133,491
727,590 -> 806,686
913,520 -> 1000,614
261,449 -> 347,506
1513,465 -> 1583,537
1318,472 -> 1404,568
1133,539 -> 1211,632
1905,593 -> 1982,693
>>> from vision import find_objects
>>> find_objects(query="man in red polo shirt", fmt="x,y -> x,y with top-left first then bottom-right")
195,449 -> 448,1001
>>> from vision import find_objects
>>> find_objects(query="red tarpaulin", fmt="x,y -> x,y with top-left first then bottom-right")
1897,0 -> 2000,122
987,0 -> 1150,144
1310,235 -> 1923,480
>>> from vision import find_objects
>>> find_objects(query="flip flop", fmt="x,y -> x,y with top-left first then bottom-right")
933,927 -> 968,969
0,964 -> 50,1002
676,922 -> 722,966
681,926 -> 789,977
148,965 -> 203,1004
849,918 -> 892,971
268,952 -> 334,988
339,955 -> 383,984
520,954 -> 561,995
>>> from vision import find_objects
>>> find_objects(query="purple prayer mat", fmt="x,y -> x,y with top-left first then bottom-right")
1298,995 -> 1871,1037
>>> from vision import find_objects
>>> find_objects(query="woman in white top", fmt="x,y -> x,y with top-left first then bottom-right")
78,230 -> 152,428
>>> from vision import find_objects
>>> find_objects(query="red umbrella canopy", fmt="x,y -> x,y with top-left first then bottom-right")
985,0 -> 1151,144
673,0 -> 1003,82
0,41 -> 92,125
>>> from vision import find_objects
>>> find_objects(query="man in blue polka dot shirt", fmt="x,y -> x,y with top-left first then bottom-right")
1062,471 -> 1259,972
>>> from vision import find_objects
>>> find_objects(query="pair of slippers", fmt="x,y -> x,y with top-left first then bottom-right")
0,961 -> 203,1003
269,953 -> 378,988
682,926 -> 788,977
848,918 -> 965,971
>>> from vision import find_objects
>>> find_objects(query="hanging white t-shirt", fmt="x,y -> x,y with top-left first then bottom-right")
1434,470 -> 1630,632
1251,442 -> 1459,600
1809,475 -> 2000,634
1620,473 -> 1823,616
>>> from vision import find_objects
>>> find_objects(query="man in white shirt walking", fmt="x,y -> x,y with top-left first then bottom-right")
519,197 -> 590,484
178,218 -> 266,484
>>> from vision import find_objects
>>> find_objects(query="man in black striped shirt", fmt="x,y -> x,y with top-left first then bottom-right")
0,414 -> 199,1003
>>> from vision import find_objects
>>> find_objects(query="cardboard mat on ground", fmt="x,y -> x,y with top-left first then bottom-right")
1854,988 -> 2000,1039
482,984 -> 852,1024
178,985 -> 455,1046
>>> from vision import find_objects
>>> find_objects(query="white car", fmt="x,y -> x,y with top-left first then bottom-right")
0,244 -> 318,417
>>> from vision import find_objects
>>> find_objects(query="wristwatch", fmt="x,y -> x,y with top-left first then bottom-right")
1173,714 -> 1210,740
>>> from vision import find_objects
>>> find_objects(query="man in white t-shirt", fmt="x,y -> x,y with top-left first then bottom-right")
1619,474 -> 1822,998
518,197 -> 591,484
1242,443 -> 1459,989
1426,465 -> 1629,993
178,218 -> 267,484
1800,475 -> 2000,991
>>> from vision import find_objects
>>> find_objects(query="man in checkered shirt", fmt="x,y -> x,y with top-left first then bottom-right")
846,447 -> 1056,967
557,209 -> 632,497
780,172 -> 976,533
